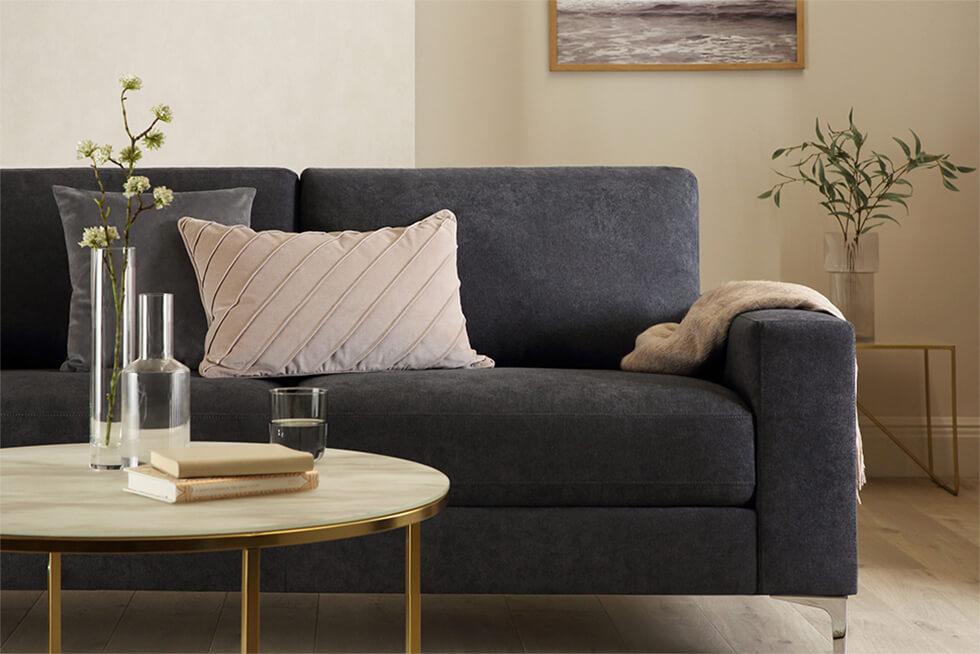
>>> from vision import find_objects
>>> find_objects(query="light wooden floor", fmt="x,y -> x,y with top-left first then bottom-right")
1,479 -> 977,653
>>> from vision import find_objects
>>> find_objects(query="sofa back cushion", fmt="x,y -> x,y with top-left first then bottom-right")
0,168 -> 299,369
299,167 -> 700,369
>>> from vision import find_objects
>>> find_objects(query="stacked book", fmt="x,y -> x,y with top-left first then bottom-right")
126,443 -> 319,504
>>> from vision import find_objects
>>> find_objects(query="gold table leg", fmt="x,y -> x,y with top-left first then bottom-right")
405,523 -> 421,654
950,350 -> 960,494
241,548 -> 260,654
48,553 -> 61,654
924,349 -> 934,470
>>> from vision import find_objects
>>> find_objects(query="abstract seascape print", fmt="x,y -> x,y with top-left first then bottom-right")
554,0 -> 801,68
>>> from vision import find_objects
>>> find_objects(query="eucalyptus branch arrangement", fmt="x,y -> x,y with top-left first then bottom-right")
759,110 -> 975,266
76,74 -> 175,446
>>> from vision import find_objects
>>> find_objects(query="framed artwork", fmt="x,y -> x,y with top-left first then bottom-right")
550,0 -> 805,71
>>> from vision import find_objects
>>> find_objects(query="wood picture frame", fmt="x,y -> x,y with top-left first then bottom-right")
550,0 -> 805,71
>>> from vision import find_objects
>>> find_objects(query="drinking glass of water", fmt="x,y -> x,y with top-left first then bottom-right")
269,388 -> 327,460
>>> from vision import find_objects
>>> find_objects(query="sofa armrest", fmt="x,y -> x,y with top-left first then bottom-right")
723,309 -> 857,596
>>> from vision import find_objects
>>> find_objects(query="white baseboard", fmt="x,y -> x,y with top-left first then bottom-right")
859,416 -> 979,478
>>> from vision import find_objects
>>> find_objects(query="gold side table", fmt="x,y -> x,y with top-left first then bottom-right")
0,444 -> 449,654
856,343 -> 960,495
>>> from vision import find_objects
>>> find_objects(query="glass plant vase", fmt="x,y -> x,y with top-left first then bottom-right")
90,247 -> 136,469
824,232 -> 879,342
121,293 -> 191,467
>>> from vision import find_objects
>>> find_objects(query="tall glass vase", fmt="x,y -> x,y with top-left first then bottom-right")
824,232 -> 878,342
90,247 -> 136,470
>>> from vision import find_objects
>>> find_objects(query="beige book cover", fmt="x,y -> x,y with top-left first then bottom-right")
150,443 -> 314,478
126,465 -> 319,504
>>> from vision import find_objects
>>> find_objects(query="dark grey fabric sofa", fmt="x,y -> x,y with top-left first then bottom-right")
0,167 -> 856,631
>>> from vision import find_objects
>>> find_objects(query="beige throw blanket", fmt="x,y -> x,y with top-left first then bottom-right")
622,280 -> 866,491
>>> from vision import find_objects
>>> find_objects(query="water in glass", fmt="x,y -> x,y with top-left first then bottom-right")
269,388 -> 327,460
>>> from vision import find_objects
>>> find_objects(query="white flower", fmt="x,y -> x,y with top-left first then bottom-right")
143,129 -> 165,150
152,186 -> 174,209
123,175 -> 151,198
151,103 -> 173,123
119,144 -> 142,165
93,144 -> 112,165
78,225 -> 120,249
76,139 -> 97,159
119,74 -> 142,91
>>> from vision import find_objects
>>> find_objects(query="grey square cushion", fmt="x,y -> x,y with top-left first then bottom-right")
0,368 -> 755,507
53,186 -> 255,370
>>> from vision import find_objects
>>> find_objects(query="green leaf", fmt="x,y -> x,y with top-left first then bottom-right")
943,178 -> 960,191
891,178 -> 913,189
771,148 -> 786,160
835,167 -> 856,186
758,189 -> 773,199
815,119 -> 825,144
774,189 -> 781,207
870,213 -> 900,224
820,200 -> 848,213
910,129 -> 922,156
862,218 -> 899,234
893,137 -> 911,158
940,166 -> 957,179
881,193 -> 910,211
848,108 -> 854,127
956,165 -> 976,173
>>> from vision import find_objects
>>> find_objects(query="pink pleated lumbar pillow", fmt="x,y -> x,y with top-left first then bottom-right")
177,211 -> 493,378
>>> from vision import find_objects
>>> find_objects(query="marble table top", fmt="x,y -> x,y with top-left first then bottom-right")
0,444 -> 449,544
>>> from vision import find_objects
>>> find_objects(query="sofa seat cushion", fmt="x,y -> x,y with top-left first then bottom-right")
0,370 -> 279,448
296,368 -> 755,507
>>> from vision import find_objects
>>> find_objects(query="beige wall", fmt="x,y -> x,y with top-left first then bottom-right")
0,0 -> 415,170
416,0 -> 980,435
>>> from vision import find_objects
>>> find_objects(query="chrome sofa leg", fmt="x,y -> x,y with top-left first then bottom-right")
773,595 -> 847,640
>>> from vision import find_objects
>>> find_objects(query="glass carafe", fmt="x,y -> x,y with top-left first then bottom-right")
121,293 -> 190,467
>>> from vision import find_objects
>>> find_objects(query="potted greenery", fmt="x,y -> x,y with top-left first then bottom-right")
760,111 -> 974,341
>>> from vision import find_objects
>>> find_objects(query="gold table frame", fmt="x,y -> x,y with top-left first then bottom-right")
857,343 -> 960,495
2,495 -> 447,653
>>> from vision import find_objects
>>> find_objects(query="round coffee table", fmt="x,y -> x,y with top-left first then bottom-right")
0,443 -> 449,654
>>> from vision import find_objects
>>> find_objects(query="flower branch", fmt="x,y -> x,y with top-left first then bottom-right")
76,74 -> 175,447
